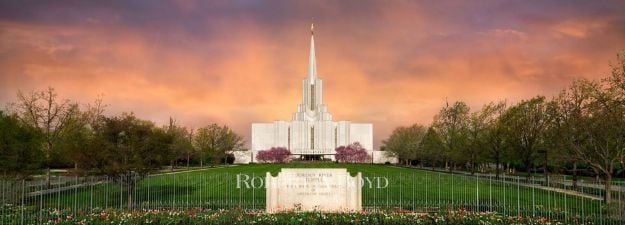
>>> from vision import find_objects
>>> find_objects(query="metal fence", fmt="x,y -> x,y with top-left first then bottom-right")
1,168 -> 623,224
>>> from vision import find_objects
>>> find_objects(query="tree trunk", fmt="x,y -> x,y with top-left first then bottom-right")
470,160 -> 476,175
525,164 -> 531,182
495,155 -> 501,179
186,152 -> 190,170
604,174 -> 612,203
543,157 -> 549,183
45,168 -> 51,188
572,162 -> 578,189
45,140 -> 53,188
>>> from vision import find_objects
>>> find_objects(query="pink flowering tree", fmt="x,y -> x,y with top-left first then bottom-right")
256,147 -> 292,163
335,142 -> 371,163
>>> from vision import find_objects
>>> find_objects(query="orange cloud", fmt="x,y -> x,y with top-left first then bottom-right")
1,1 -> 625,149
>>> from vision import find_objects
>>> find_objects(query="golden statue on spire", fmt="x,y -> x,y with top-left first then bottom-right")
311,23 -> 314,35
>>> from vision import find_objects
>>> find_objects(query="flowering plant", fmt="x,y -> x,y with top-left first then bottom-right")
255,147 -> 292,163
335,142 -> 371,163
41,208 -> 575,225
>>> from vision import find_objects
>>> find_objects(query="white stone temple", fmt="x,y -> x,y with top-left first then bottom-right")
247,24 -> 374,162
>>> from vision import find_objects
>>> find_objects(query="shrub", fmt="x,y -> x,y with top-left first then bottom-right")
335,142 -> 371,163
256,147 -> 292,163
45,208 -> 573,225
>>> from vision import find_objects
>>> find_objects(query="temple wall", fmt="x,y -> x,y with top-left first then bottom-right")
348,123 -> 373,151
247,120 -> 376,164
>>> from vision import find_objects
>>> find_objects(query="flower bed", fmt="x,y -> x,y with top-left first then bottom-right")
41,209 -> 569,225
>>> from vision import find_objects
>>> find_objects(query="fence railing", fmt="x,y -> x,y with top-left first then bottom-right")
1,168 -> 623,224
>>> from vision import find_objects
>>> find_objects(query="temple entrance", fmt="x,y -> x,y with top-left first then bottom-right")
302,155 -> 322,161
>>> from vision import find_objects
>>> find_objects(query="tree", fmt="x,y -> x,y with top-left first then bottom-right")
465,104 -> 494,174
256,147 -> 292,163
193,124 -> 244,167
481,101 -> 508,178
166,118 -> 194,170
575,89 -> 623,203
0,111 -> 43,179
9,87 -> 79,186
555,53 -> 625,203
432,101 -> 470,171
335,142 -> 371,163
604,52 -> 625,175
500,96 -> 548,181
381,124 -> 427,165
59,98 -> 106,172
549,81 -> 596,188
57,114 -> 91,172
419,127 -> 444,167
87,113 -> 173,208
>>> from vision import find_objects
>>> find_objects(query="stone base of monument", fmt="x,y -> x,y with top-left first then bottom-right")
266,168 -> 362,212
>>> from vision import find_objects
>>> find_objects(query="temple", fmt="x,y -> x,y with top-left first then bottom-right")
243,24 -> 377,162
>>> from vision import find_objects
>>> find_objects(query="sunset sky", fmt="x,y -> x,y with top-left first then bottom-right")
1,0 -> 625,149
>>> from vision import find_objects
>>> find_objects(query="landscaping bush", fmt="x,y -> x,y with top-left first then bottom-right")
42,208 -> 573,225
335,142 -> 371,163
255,147 -> 292,163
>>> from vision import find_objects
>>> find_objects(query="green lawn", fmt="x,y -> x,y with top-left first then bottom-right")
21,163 -> 608,221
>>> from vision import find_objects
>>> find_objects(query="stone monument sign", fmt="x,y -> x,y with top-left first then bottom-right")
266,168 -> 362,212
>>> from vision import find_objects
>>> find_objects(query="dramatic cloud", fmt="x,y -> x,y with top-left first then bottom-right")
1,0 -> 625,148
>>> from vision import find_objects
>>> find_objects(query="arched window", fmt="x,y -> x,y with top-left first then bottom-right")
310,85 -> 315,110
310,127 -> 314,149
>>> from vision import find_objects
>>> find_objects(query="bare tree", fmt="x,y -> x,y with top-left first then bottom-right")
10,87 -> 78,186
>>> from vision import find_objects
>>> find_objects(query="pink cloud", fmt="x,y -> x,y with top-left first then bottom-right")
1,1 -> 625,149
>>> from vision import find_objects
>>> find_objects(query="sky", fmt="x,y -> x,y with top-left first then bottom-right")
1,0 -> 625,149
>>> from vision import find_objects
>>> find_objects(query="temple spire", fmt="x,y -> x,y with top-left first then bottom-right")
308,23 -> 317,79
